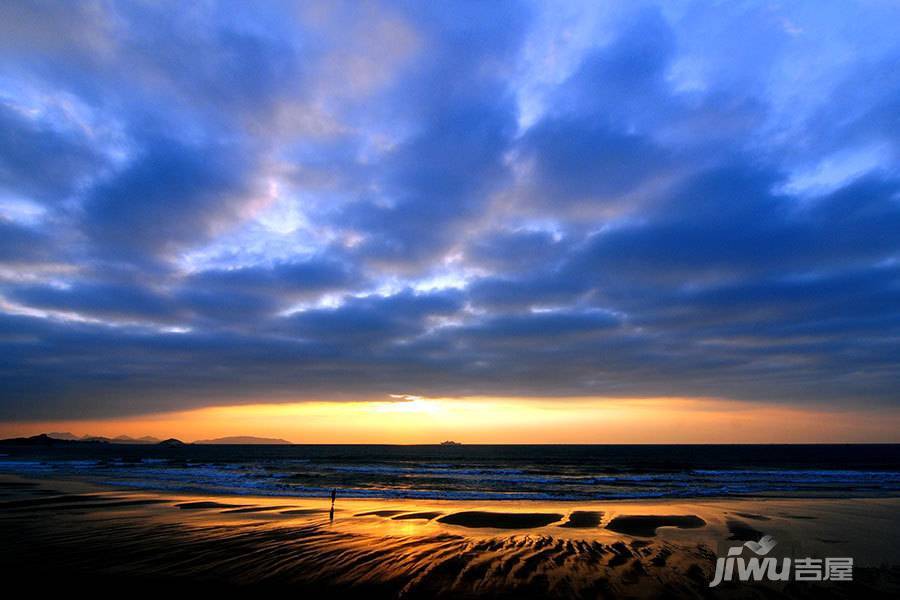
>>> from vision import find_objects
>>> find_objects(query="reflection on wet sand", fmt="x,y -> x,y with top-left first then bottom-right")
392,511 -> 443,521
0,476 -> 898,598
281,507 -> 329,515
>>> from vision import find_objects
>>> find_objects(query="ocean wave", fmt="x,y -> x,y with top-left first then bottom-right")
3,452 -> 900,501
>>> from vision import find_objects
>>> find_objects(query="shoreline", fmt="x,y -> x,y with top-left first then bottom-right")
4,442 -> 899,506
4,472 -> 900,553
2,472 -> 900,597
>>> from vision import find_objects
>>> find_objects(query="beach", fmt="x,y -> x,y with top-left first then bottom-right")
2,473 -> 898,598
4,1 -> 900,597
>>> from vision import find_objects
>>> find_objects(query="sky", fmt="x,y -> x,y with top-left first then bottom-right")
1,1 -> 899,443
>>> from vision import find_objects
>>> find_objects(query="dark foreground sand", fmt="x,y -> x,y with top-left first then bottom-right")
1,475 -> 898,598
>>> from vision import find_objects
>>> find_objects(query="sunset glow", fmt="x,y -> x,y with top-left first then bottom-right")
4,397 -> 899,444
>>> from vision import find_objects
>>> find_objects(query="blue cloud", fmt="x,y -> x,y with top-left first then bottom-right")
82,135 -> 259,264
0,100 -> 102,202
0,1 -> 899,419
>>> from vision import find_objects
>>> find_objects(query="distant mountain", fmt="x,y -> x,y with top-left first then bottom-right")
157,438 -> 187,447
0,434 -> 109,446
45,432 -> 160,444
193,436 -> 293,445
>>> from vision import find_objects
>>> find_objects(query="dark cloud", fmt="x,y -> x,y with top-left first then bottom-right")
464,229 -> 568,273
82,135 -> 259,264
468,271 -> 590,311
8,281 -> 177,323
178,258 -> 363,324
346,98 -> 518,267
281,289 -> 463,345
0,219 -> 53,263
0,101 -> 102,203
553,8 -> 676,122
572,171 -> 900,287
522,117 -> 673,205
454,310 -> 621,342
0,1 -> 899,419
186,258 -> 358,297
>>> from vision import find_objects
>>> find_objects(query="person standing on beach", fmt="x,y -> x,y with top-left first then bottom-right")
329,489 -> 336,523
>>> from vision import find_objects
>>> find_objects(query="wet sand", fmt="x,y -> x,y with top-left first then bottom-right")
1,474 -> 898,598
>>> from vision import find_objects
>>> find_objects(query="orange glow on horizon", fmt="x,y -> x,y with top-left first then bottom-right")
2,396 -> 899,444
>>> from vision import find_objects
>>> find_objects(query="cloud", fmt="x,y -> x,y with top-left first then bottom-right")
0,100 -> 103,203
0,219 -> 53,263
81,135 -> 263,264
0,1 -> 899,419
281,289 -> 463,345
8,281 -> 177,323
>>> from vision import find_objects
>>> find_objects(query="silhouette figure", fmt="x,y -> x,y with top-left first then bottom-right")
329,488 -> 336,523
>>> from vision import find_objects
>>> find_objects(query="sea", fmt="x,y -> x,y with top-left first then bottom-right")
1,444 -> 899,501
